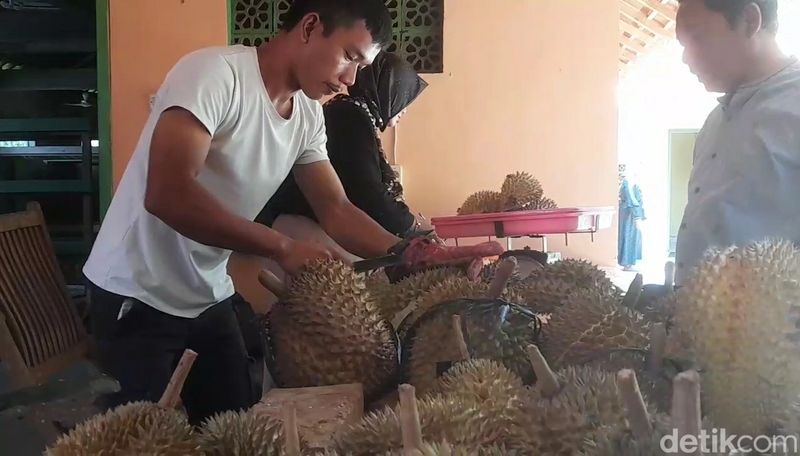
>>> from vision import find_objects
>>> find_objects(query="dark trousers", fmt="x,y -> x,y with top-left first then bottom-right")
86,280 -> 263,425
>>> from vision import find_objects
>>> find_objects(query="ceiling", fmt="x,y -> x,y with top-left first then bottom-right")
619,0 -> 679,70
0,0 -> 96,118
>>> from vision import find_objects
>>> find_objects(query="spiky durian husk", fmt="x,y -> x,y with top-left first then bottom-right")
531,197 -> 558,210
45,402 -> 197,455
510,365 -> 635,455
580,414 -> 725,456
779,398 -> 800,439
384,441 -> 515,456
500,172 -> 544,210
267,259 -> 398,401
540,288 -> 651,370
674,239 -> 800,435
369,267 -> 464,321
334,393 -> 514,455
583,350 -> 673,414
529,259 -> 616,291
457,190 -> 506,215
404,299 -> 542,395
433,359 -> 524,402
395,276 -> 488,336
197,409 -> 289,455
508,277 -> 582,314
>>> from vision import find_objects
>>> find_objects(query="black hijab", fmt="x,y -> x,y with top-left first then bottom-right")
348,51 -> 428,131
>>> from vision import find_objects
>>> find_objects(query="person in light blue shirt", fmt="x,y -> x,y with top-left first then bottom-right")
674,0 -> 800,285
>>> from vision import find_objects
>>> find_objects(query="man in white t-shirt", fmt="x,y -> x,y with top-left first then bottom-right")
83,0 -> 407,424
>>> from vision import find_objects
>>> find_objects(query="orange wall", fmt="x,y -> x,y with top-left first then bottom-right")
396,0 -> 619,267
109,0 -> 228,184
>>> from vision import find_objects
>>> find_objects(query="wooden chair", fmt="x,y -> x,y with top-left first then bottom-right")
0,202 -> 87,389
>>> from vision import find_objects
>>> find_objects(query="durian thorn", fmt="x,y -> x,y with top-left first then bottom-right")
487,256 -> 518,299
622,273 -> 644,309
258,269 -> 287,298
648,323 -> 667,374
398,384 -> 424,455
616,369 -> 653,440
158,349 -> 197,409
525,344 -> 560,398
451,314 -> 470,360
283,401 -> 301,456
670,370 -> 702,442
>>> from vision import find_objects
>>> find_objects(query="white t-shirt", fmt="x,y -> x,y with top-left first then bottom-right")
83,45 -> 328,318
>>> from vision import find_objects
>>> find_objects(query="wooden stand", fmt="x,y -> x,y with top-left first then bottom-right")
253,383 -> 364,449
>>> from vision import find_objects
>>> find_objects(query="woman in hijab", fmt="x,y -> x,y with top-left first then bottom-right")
258,51 -> 429,242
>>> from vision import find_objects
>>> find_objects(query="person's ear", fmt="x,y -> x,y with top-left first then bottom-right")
300,13 -> 321,44
742,2 -> 763,38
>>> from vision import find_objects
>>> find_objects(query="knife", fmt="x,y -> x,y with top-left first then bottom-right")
352,254 -> 403,273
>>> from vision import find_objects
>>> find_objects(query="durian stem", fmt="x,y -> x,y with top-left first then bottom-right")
648,323 -> 667,374
616,369 -> 653,440
671,370 -> 702,452
451,314 -> 470,360
487,256 -> 518,299
664,261 -> 675,288
258,269 -> 286,298
398,384 -> 424,456
525,344 -> 560,398
283,402 -> 301,456
622,273 -> 644,309
158,349 -> 198,409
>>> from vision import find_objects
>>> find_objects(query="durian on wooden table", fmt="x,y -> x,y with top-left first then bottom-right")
252,383 -> 365,449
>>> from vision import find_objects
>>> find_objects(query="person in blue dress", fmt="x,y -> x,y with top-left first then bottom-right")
618,164 -> 646,271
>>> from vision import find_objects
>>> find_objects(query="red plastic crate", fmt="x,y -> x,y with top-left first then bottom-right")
431,207 -> 615,239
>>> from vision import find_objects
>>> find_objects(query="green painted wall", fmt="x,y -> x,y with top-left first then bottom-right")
668,130 -> 698,254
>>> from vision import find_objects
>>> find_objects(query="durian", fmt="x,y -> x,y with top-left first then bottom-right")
371,267 -> 466,325
580,370 -> 727,456
197,409 -> 292,455
528,259 -> 618,295
531,197 -> 558,210
673,238 -> 800,435
334,393 -> 502,455
266,259 -> 399,402
402,298 -> 543,395
509,350 -> 636,455
394,276 -> 489,335
45,401 -> 198,455
540,287 -> 651,370
457,190 -> 505,215
432,359 -> 524,403
384,441 -> 514,455
500,171 -> 544,211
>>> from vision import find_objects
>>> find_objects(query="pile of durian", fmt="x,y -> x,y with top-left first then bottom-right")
457,171 -> 558,215
48,238 -> 800,455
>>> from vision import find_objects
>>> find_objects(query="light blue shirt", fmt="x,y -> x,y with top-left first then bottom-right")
675,58 -> 800,285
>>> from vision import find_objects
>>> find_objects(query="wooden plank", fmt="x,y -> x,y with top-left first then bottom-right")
0,118 -> 91,133
253,383 -> 364,449
0,180 -> 93,194
626,0 -> 677,24
620,1 -> 675,39
0,314 -> 34,388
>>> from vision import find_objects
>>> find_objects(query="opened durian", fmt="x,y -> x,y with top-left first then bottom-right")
45,401 -> 198,455
501,171 -> 544,211
457,190 -> 505,215
673,238 -> 800,435
266,259 -> 399,402
198,409 -> 293,455
540,287 -> 651,370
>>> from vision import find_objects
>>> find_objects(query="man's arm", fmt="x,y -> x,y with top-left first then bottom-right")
144,108 -> 336,272
293,160 -> 401,258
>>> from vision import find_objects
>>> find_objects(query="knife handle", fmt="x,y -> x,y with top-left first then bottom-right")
258,269 -> 287,298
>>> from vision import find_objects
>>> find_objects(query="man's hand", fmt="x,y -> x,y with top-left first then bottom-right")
274,239 -> 346,275
293,161 -> 400,258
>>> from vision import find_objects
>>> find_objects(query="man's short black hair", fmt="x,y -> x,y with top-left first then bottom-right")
281,0 -> 393,49
679,0 -> 779,33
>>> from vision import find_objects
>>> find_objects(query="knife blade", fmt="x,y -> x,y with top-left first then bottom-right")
352,254 -> 402,273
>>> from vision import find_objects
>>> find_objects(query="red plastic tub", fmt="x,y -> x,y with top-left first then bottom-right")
431,207 -> 615,239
